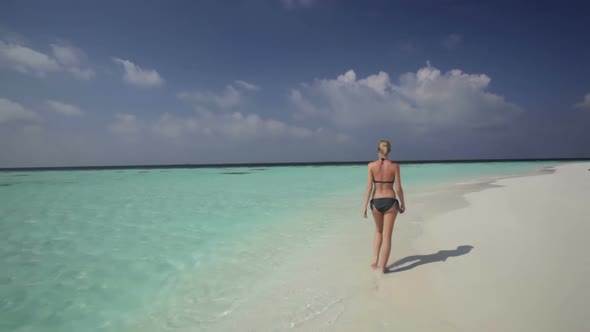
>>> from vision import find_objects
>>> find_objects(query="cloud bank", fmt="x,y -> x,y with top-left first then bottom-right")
290,63 -> 523,131
2,63 -> 586,168
0,40 -> 94,79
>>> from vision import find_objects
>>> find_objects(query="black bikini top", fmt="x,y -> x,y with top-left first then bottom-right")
373,179 -> 394,184
374,158 -> 394,184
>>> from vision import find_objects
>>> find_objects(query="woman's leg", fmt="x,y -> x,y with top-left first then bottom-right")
380,207 -> 399,273
371,205 -> 384,269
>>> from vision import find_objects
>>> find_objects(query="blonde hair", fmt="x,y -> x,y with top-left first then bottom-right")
378,139 -> 391,155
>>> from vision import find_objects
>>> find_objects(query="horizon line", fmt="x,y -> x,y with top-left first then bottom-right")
1,157 -> 589,172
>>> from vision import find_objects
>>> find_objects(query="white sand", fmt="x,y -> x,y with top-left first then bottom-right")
411,162 -> 590,332
214,162 -> 590,331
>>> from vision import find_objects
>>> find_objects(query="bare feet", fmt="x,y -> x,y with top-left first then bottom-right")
370,262 -> 379,269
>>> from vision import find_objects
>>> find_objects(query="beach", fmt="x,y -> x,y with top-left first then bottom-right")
213,162 -> 590,331
408,162 -> 590,332
1,161 -> 589,331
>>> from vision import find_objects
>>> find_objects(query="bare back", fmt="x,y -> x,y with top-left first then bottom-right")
369,160 -> 399,199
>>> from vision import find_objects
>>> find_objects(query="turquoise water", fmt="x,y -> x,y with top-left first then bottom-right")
0,161 -> 567,331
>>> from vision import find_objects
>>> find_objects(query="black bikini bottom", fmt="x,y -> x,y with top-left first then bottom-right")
370,198 -> 399,213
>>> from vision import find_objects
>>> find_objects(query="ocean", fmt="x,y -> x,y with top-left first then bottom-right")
0,161 -> 568,331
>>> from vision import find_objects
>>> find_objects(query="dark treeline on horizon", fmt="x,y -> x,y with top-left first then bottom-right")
1,158 -> 588,172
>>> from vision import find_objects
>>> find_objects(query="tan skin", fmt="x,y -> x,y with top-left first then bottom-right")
362,150 -> 406,273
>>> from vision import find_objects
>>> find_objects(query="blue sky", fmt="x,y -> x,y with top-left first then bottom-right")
1,0 -> 589,167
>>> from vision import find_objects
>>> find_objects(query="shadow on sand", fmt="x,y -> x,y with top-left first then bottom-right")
385,245 -> 474,274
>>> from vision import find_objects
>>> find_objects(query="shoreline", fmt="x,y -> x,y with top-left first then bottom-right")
404,161 -> 559,223
127,161 -> 583,331
211,161 -> 588,331
408,161 -> 590,332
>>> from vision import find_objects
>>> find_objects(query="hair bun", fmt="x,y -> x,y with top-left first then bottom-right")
378,139 -> 391,155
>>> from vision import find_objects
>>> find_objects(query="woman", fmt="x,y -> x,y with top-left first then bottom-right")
362,139 -> 406,273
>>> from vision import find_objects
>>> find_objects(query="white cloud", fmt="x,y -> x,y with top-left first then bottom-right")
177,85 -> 241,108
215,112 -> 316,140
112,57 -> 164,88
0,40 -> 60,75
0,39 -> 95,79
234,80 -> 260,91
177,80 -> 260,109
289,89 -> 318,119
47,100 -> 82,116
0,98 -> 39,125
51,44 -> 83,66
442,33 -> 463,50
290,63 -> 523,129
51,43 -> 96,80
574,93 -> 590,110
172,80 -> 342,150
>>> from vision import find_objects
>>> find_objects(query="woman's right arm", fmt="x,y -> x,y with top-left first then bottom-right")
362,163 -> 374,218
395,164 -> 405,212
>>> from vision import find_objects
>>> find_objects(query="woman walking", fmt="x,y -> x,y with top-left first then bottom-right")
363,139 -> 406,273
